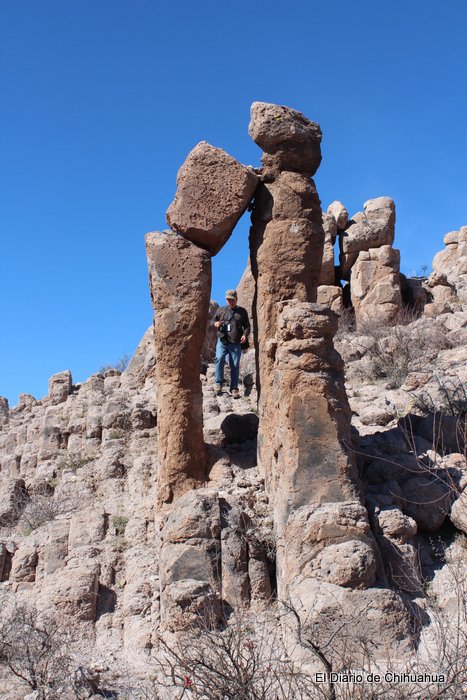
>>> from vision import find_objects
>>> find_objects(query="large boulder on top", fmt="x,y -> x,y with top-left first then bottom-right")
249,101 -> 322,176
166,141 -> 259,256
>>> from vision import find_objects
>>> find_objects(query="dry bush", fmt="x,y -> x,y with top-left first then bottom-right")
350,315 -> 452,389
0,600 -> 77,699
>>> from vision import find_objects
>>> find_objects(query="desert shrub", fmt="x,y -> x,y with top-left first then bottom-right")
0,601 -> 77,699
56,452 -> 94,472
99,353 -> 131,374
352,316 -> 452,389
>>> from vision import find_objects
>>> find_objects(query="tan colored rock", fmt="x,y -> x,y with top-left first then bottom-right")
351,245 -> 402,329
48,370 -> 72,404
318,213 -> 337,285
340,197 -> 395,279
432,226 -> 467,304
317,285 -> 343,315
10,543 -> 38,582
287,579 -> 413,664
68,507 -> 106,550
52,564 -> 99,621
236,259 -> 255,338
449,488 -> 467,533
249,101 -> 322,176
146,230 -> 211,505
327,200 -> 348,232
166,142 -> 259,255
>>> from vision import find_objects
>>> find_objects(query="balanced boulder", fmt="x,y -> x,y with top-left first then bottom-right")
166,141 -> 259,255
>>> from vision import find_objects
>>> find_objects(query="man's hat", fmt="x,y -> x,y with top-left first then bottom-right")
225,289 -> 237,300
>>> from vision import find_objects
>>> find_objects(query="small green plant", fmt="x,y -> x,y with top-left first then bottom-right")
112,514 -> 129,534
47,476 -> 58,490
56,452 -> 94,472
109,430 -> 124,440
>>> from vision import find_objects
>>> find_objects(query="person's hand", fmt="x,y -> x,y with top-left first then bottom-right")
214,321 -> 221,328
240,335 -> 246,344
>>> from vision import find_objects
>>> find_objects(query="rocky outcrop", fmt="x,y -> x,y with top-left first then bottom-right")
340,197 -> 395,280
350,245 -> 402,328
166,142 -> 259,255
48,370 -> 72,405
327,200 -> 349,232
318,212 -> 337,285
430,227 -> 467,306
146,230 -> 211,504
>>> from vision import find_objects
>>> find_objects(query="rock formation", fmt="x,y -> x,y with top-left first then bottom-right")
166,141 -> 259,255
146,230 -> 212,504
0,102 -> 466,697
431,226 -> 467,305
339,196 -> 396,279
351,245 -> 403,328
246,102 -> 413,658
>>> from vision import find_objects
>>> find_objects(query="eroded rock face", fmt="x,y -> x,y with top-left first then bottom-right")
432,226 -> 467,304
327,200 -> 349,232
318,212 -> 337,286
351,245 -> 402,328
340,197 -> 395,279
146,230 -> 211,504
48,370 -> 72,405
166,142 -> 259,255
249,101 -> 322,176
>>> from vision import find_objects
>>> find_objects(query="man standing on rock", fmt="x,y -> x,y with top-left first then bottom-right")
213,290 -> 250,398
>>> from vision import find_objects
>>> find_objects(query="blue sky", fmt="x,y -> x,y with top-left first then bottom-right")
1,0 -> 466,405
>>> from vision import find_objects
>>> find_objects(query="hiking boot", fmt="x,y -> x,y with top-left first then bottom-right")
215,383 -> 223,395
231,388 -> 240,399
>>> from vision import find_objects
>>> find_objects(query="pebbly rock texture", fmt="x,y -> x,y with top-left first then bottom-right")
350,245 -> 402,328
145,230 -> 211,504
249,101 -> 322,176
166,141 -> 259,256
431,226 -> 467,305
340,197 -> 395,279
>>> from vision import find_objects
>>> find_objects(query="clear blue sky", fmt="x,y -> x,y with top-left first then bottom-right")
1,0 -> 466,405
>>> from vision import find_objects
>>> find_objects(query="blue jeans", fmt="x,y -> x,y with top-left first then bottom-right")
215,339 -> 241,389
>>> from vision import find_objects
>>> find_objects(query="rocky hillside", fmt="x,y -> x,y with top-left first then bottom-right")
0,103 -> 466,700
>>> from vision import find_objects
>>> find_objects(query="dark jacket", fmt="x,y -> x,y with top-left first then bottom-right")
214,305 -> 250,344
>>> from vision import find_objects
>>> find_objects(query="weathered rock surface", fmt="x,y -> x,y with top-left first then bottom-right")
327,200 -> 348,231
432,226 -> 467,304
317,284 -> 343,315
318,212 -> 337,285
48,370 -> 72,405
340,197 -> 395,279
350,245 -> 402,328
249,101 -> 322,176
146,230 -> 211,504
166,142 -> 259,255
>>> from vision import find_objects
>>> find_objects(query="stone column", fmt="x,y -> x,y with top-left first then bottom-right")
146,230 -> 211,505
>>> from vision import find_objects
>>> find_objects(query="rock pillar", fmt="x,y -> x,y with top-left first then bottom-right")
146,230 -> 211,504
248,102 -> 358,516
